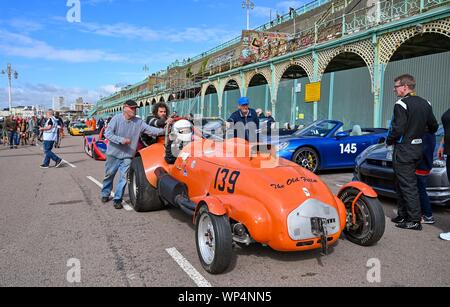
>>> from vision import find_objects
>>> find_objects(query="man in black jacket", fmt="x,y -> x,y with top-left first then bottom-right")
388,74 -> 439,231
146,102 -> 174,128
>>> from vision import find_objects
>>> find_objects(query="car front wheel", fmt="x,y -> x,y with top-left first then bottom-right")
341,189 -> 386,246
195,206 -> 232,275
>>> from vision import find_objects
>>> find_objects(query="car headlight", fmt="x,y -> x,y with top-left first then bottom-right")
276,142 -> 289,152
433,159 -> 446,168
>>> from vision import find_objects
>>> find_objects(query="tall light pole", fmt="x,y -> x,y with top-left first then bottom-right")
242,0 -> 255,30
1,64 -> 19,115
289,7 -> 297,35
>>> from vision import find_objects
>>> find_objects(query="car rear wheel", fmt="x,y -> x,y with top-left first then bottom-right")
128,157 -> 164,212
91,144 -> 98,160
83,139 -> 90,156
293,147 -> 320,173
341,189 -> 385,246
195,206 -> 232,275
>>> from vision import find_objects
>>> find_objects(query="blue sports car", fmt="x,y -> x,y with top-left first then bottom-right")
274,120 -> 388,173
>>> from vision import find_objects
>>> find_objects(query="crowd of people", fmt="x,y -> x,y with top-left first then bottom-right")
0,112 -> 68,149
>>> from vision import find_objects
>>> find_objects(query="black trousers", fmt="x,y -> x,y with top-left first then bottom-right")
393,161 -> 422,223
447,157 -> 450,183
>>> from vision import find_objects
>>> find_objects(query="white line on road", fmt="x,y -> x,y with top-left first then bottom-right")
86,176 -> 133,211
166,247 -> 212,288
63,160 -> 77,168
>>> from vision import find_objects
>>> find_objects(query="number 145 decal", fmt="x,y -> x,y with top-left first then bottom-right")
340,143 -> 358,154
214,168 -> 241,194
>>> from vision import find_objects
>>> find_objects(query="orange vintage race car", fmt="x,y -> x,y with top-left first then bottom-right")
128,123 -> 386,274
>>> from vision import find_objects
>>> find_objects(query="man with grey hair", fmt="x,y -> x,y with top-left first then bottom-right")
39,110 -> 63,169
101,100 -> 164,210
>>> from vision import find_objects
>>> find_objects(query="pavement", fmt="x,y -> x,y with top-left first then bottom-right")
0,135 -> 449,287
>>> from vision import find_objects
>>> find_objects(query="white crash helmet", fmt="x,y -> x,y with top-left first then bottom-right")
170,119 -> 193,143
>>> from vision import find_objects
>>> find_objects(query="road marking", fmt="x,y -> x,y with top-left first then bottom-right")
87,176 -> 133,211
63,160 -> 77,168
166,247 -> 212,288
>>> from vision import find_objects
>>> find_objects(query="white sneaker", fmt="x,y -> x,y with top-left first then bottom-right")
440,232 -> 450,241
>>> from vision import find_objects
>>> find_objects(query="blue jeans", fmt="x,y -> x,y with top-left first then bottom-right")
417,174 -> 433,218
101,156 -> 132,202
43,141 -> 61,166
8,131 -> 18,147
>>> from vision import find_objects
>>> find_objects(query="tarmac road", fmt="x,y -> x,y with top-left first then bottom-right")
1,135 -> 449,287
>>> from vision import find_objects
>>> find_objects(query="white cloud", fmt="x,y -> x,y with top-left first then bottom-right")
0,29 -> 126,63
0,82 -> 119,109
77,21 -> 235,43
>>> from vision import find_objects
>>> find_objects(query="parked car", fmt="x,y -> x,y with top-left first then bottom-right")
128,119 -> 386,274
69,122 -> 95,136
354,127 -> 450,206
83,128 -> 108,161
272,120 -> 388,173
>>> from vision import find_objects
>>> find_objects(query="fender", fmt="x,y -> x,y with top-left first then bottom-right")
338,181 -> 378,199
193,196 -> 227,224
138,140 -> 170,187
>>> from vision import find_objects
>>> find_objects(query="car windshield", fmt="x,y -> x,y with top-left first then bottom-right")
75,124 -> 87,129
293,121 -> 338,138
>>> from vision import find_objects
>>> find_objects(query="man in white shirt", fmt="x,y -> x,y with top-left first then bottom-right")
39,111 -> 63,169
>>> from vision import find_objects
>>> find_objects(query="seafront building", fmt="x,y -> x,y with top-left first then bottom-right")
92,0 -> 450,129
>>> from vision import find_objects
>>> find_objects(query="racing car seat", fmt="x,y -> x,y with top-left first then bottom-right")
350,125 -> 363,136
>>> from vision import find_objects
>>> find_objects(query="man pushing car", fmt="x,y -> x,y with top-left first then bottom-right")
101,100 -> 164,210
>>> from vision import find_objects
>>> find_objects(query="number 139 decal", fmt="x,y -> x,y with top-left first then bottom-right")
214,168 -> 241,194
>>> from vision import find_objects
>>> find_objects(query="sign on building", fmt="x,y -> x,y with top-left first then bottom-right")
305,82 -> 321,103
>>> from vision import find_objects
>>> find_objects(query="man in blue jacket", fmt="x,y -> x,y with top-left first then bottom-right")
227,97 -> 260,142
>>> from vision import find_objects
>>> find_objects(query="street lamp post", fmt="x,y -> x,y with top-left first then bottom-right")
242,0 -> 255,30
1,64 -> 19,115
289,7 -> 297,35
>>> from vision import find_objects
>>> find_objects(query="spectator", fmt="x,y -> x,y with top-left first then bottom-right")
29,116 -> 39,146
97,118 -> 105,132
18,119 -> 28,146
416,131 -> 436,225
101,100 -> 164,210
2,117 -> 8,146
227,97 -> 260,142
39,111 -> 64,169
5,115 -> 18,149
54,112 -> 64,148
256,108 -> 266,119
387,74 -> 438,231
439,108 -> 450,241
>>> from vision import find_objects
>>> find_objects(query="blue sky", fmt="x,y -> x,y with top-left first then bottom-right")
0,0 -> 307,108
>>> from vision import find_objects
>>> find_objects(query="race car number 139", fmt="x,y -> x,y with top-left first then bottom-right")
214,168 -> 241,194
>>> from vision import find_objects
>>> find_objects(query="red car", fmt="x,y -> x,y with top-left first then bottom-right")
84,127 -> 108,161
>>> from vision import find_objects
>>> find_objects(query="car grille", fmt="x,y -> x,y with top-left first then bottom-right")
362,175 -> 395,190
366,159 -> 393,168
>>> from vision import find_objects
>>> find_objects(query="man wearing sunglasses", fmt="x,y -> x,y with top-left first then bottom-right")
387,75 -> 438,231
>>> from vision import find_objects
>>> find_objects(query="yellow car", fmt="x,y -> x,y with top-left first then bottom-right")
69,123 -> 95,136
